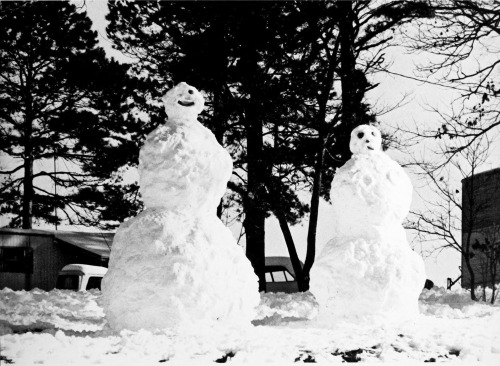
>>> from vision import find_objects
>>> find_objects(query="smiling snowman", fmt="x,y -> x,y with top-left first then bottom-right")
310,124 -> 426,326
102,82 -> 259,332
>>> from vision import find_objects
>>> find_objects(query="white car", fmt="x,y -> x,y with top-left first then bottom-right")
56,264 -> 107,291
56,258 -> 301,293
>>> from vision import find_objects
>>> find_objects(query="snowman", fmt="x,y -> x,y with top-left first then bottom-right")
101,82 -> 260,332
309,124 -> 426,326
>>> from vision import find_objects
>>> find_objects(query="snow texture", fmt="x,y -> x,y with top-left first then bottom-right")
1,287 -> 499,364
101,82 -> 259,331
310,124 -> 426,326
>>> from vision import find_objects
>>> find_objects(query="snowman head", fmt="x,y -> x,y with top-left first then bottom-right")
349,124 -> 382,154
162,82 -> 204,121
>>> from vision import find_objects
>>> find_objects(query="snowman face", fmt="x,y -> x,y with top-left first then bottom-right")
162,82 -> 204,120
349,125 -> 382,154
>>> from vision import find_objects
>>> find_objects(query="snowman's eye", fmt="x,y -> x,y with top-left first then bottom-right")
357,132 -> 364,139
371,131 -> 375,136
188,90 -> 193,95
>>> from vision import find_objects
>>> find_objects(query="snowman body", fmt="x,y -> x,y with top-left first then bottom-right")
102,83 -> 259,331
310,125 -> 426,326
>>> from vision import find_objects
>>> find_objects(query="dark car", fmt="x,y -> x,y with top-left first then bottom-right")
265,256 -> 303,293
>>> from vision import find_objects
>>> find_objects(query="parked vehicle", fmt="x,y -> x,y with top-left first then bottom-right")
56,264 -> 107,291
56,258 -> 301,293
265,256 -> 302,293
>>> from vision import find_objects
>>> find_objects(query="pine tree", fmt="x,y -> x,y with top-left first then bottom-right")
0,0 -> 141,229
105,1 -> 431,290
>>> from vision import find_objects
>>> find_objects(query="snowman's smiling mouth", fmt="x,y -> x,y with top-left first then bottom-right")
178,100 -> 195,107
367,146 -> 374,150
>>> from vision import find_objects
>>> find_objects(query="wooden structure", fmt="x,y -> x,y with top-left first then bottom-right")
0,228 -> 113,291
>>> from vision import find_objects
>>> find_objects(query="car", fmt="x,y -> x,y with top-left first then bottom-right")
56,264 -> 108,291
55,258 -> 302,293
264,256 -> 303,293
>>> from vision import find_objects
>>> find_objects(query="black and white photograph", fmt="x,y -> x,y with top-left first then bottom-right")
0,0 -> 499,364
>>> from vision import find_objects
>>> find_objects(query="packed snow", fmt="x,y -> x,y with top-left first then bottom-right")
310,125 -> 426,326
1,287 -> 499,364
101,82 -> 259,332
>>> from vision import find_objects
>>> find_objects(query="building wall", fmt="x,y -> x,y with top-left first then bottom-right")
0,231 -> 53,290
31,235 -> 67,290
461,168 -> 500,289
461,231 -> 499,289
0,231 -> 107,291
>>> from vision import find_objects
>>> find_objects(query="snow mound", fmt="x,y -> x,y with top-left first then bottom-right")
102,83 -> 259,331
254,291 -> 318,324
419,287 -> 500,319
1,287 -> 499,364
310,125 -> 426,327
0,287 -> 104,333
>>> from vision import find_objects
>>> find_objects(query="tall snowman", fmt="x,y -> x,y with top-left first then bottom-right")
102,82 -> 260,331
310,125 -> 426,326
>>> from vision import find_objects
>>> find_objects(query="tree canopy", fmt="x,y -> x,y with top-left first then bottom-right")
0,0 -> 143,229
105,0 -> 432,289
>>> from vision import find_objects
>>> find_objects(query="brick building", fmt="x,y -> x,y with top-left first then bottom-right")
461,168 -> 500,288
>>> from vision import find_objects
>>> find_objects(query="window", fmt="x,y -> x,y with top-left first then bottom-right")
272,271 -> 287,282
56,275 -> 81,290
86,276 -> 103,290
265,266 -> 295,283
0,247 -> 33,273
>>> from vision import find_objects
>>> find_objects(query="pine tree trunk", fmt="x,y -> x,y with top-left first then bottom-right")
22,156 -> 34,229
244,97 -> 267,292
244,200 -> 266,292
276,211 -> 306,291
303,141 -> 325,284
338,1 -> 357,128
22,91 -> 34,229
214,84 -> 225,220
211,18 -> 228,220
240,8 -> 267,292
303,2 -> 351,284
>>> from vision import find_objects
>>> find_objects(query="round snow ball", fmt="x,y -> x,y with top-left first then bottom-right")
162,82 -> 205,120
349,124 -> 382,154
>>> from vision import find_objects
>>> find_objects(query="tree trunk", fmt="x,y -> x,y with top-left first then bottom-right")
464,252 -> 477,301
211,18 -> 228,220
22,156 -> 34,229
244,97 -> 267,291
244,193 -> 266,292
240,8 -> 267,292
22,90 -> 34,229
302,141 -> 325,286
302,5 -> 346,285
214,82 -> 225,220
463,171 -> 477,301
275,210 -> 306,291
490,258 -> 498,304
338,1 -> 358,128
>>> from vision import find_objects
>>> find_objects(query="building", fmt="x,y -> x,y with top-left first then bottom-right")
461,168 -> 500,289
0,228 -> 114,291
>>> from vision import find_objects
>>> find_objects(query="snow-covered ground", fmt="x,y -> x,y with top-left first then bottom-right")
1,287 -> 499,365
